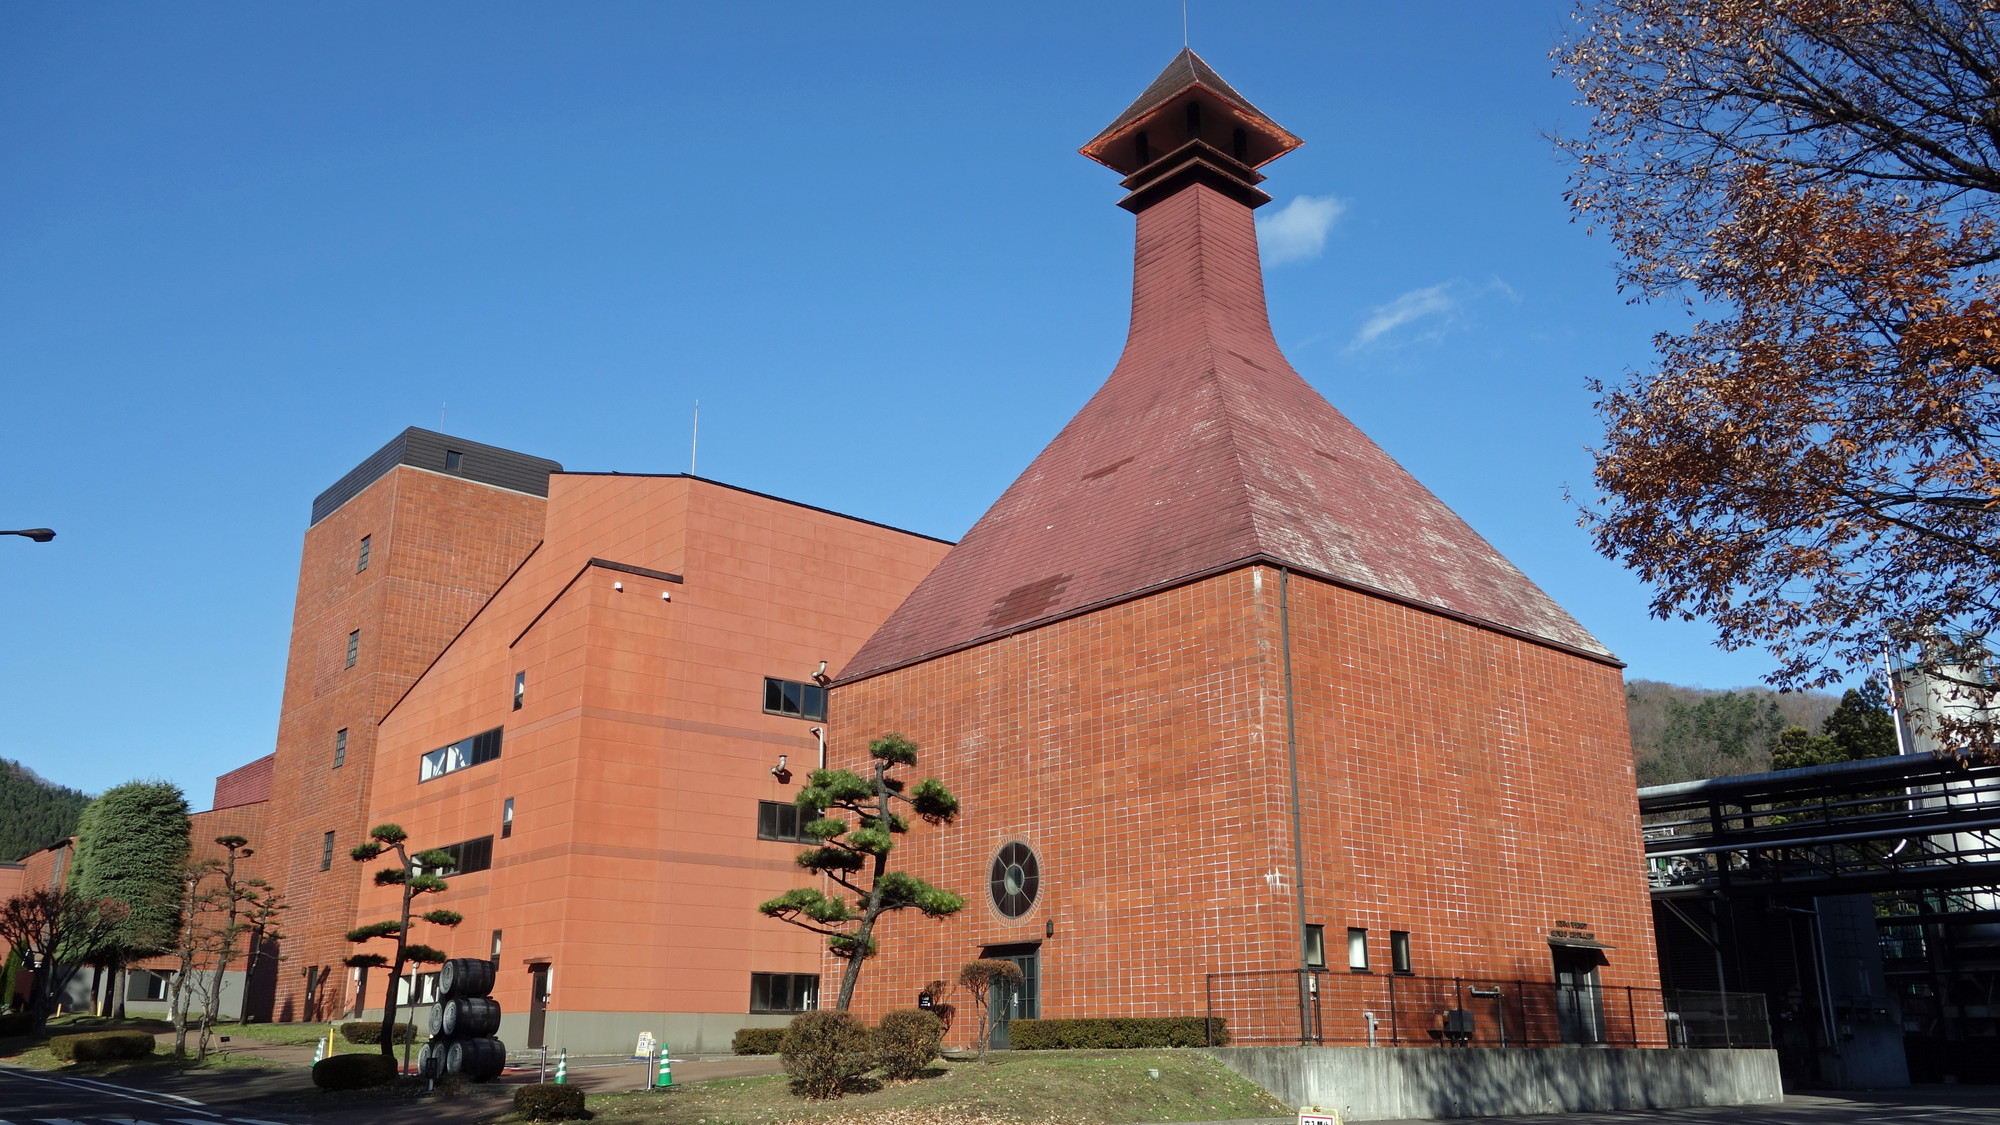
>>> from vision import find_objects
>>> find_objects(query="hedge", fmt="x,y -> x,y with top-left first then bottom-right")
339,1020 -> 417,1045
1007,1017 -> 1227,1049
0,1012 -> 33,1038
873,1008 -> 943,1079
514,1082 -> 588,1121
312,1051 -> 398,1090
732,1026 -> 785,1055
780,1010 -> 871,1100
48,1029 -> 156,1063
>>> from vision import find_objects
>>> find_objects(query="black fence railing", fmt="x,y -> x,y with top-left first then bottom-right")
1202,970 -> 1770,1050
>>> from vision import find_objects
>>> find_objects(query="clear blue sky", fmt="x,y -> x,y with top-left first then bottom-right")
1,2 -> 1792,803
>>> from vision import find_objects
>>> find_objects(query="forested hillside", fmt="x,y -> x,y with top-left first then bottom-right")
1626,680 -> 1841,787
0,759 -> 92,863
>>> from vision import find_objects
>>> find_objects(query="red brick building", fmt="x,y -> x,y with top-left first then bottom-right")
158,49 -> 1657,1057
827,51 -> 1659,1048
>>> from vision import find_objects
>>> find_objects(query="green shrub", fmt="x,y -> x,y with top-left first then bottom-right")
1007,1016 -> 1227,1050
0,1011 -> 33,1037
873,1008 -> 943,1079
312,1051 -> 398,1090
513,1082 -> 587,1121
780,1009 -> 871,1100
338,1020 -> 416,1045
47,1030 -> 155,1063
733,1026 -> 785,1055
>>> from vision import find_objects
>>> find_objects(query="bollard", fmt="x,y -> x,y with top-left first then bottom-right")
554,1047 -> 568,1085
539,1043 -> 548,1084
312,1035 -> 326,1065
656,1043 -> 672,1089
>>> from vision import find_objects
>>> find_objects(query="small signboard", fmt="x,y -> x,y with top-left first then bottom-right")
917,993 -> 934,1010
1299,1111 -> 1343,1125
634,1031 -> 657,1059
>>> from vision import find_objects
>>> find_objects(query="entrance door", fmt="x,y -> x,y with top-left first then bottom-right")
1553,947 -> 1606,1044
985,947 -> 1039,1051
527,964 -> 551,1049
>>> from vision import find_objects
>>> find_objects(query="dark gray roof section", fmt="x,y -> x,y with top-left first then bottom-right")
1089,48 -> 1279,148
310,427 -> 563,525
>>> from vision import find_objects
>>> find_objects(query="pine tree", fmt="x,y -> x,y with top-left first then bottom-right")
0,760 -> 91,863
759,734 -> 962,1010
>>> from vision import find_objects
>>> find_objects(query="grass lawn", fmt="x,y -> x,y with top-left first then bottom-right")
546,1050 -> 1289,1125
0,1015 -> 289,1073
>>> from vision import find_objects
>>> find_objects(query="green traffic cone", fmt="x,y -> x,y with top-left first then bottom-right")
656,1043 -> 672,1089
554,1047 -> 567,1085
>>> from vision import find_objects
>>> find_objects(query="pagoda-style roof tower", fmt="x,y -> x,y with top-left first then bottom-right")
842,50 -> 1610,683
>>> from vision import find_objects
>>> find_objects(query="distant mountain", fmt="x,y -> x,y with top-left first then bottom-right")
1626,680 -> 1841,788
0,759 -> 92,864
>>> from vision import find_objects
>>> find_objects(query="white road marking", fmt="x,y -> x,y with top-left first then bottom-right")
0,1070 -> 215,1116
55,1078 -> 204,1108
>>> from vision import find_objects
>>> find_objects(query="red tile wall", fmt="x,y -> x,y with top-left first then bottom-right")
829,565 -> 1658,1047
261,466 -> 546,1020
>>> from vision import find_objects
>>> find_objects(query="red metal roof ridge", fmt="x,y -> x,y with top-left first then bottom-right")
835,551 -> 1626,687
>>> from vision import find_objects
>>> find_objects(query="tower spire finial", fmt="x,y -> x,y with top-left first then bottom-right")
1080,50 -> 1303,213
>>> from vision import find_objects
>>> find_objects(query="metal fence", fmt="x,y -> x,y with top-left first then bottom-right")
1203,970 -> 1770,1050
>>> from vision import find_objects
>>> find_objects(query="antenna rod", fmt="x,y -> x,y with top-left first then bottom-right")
1182,0 -> 1189,47
440,402 -> 446,429
691,399 -> 699,476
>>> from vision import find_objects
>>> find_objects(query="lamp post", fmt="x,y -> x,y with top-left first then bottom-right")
1,529 -> 54,542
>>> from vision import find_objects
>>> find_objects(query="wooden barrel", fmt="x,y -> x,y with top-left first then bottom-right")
417,1040 -> 445,1079
427,1004 -> 445,1035
440,996 -> 502,1037
439,957 -> 496,999
446,1036 -> 507,1082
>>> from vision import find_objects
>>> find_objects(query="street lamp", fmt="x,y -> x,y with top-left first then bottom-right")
1,529 -> 54,542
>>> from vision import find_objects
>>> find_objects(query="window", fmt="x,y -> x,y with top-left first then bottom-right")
420,726 -> 503,782
445,449 -> 463,472
1347,928 -> 1370,972
321,831 -> 336,871
357,535 -> 371,573
491,930 -> 503,966
397,971 -> 439,1006
513,671 -> 525,711
1391,931 -> 1412,975
749,972 -> 820,1013
757,800 -> 816,843
762,677 -> 827,721
502,797 -> 515,839
333,728 -> 347,769
345,630 -> 359,668
1303,924 -> 1326,969
126,969 -> 170,1002
424,835 -> 494,877
989,841 -> 1040,919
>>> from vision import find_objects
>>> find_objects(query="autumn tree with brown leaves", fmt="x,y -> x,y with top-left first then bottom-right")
1556,0 -> 2000,750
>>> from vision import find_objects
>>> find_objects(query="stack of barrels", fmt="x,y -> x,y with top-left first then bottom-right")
418,957 -> 506,1082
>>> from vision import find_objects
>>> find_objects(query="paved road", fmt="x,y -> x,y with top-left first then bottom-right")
0,1066 -> 302,1124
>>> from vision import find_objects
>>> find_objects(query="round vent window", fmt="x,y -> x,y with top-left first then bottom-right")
989,841 -> 1040,919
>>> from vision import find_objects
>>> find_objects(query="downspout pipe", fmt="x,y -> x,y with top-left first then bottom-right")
1279,568 -> 1311,1040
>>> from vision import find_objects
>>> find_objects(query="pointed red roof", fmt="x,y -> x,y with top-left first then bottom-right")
840,57 -> 1611,683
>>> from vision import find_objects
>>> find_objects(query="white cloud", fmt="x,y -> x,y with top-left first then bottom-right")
1256,194 -> 1345,265
1352,283 -> 1457,347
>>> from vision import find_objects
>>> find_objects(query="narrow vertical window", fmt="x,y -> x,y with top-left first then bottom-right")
346,630 -> 360,668
1391,931 -> 1412,974
1347,928 -> 1369,972
491,930 -> 503,966
356,534 -> 371,573
1302,924 -> 1325,969
321,831 -> 336,871
334,728 -> 348,769
513,671 -> 525,711
445,450 -> 463,472
502,797 -> 515,839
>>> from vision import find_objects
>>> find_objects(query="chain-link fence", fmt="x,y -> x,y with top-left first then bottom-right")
1203,970 -> 1769,1050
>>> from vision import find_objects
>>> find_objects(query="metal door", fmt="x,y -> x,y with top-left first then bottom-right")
988,951 -> 1039,1050
527,964 -> 551,1049
1553,948 -> 1606,1044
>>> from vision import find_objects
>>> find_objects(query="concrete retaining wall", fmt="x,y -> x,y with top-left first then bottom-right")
1212,1047 -> 1783,1121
